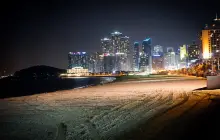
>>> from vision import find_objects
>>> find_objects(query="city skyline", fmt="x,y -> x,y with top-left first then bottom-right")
1,0 -> 220,74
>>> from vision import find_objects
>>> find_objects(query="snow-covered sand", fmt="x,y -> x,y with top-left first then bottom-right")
0,78 -> 206,140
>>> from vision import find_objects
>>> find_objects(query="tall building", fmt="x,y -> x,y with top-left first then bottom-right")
139,52 -> 148,71
179,45 -> 188,68
152,56 -> 164,71
111,31 -> 123,54
139,38 -> 152,72
201,15 -> 220,59
101,31 -> 131,72
152,45 -> 164,71
101,38 -> 113,54
180,45 -> 187,60
188,41 -> 200,63
88,52 -> 104,73
117,36 -> 131,71
103,55 -> 115,72
101,37 -> 115,72
142,38 -> 152,55
153,45 -> 163,56
164,51 -> 177,70
133,42 -> 140,71
175,48 -> 181,69
68,52 -> 88,69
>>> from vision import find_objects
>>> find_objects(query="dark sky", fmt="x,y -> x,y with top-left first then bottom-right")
1,0 -> 219,74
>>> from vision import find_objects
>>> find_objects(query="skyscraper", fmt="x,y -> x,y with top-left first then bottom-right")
101,37 -> 114,72
111,31 -> 123,54
152,45 -> 163,56
101,31 -> 131,72
201,15 -> 220,59
180,45 -> 188,68
188,41 -> 200,62
133,42 -> 140,71
101,38 -> 112,55
142,38 -> 152,55
152,45 -> 164,71
103,55 -> 115,72
117,36 -> 131,71
88,52 -> 104,73
68,52 -> 88,69
164,51 -> 177,70
139,38 -> 152,72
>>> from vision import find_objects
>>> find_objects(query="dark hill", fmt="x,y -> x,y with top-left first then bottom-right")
14,65 -> 66,79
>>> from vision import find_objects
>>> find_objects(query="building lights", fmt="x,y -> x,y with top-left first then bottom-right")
202,30 -> 211,59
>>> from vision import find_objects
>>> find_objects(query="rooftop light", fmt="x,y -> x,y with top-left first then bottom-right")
143,38 -> 151,42
111,31 -> 122,35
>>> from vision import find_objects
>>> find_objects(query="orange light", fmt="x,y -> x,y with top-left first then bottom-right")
202,30 -> 211,59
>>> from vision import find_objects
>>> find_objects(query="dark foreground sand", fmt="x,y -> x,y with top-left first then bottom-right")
1,76 -> 216,140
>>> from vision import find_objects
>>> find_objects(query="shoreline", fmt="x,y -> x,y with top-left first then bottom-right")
0,75 -> 206,99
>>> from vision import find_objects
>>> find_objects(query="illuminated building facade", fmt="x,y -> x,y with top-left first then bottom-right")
88,52 -> 104,73
153,45 -> 163,56
164,51 -> 177,70
117,36 -> 131,71
133,42 -> 140,71
139,38 -> 152,72
152,45 -> 164,71
139,52 -> 148,71
180,45 -> 187,60
68,52 -> 88,69
67,67 -> 89,76
188,41 -> 200,62
101,37 -> 113,54
101,36 -> 114,72
103,55 -> 115,72
111,31 -> 123,54
201,15 -> 220,59
101,31 -> 131,72
179,45 -> 188,68
152,56 -> 164,71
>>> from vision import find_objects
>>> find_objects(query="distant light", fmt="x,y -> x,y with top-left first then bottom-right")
103,38 -> 110,41
153,54 -> 161,56
112,31 -> 122,35
104,53 -> 110,56
82,52 -> 86,54
69,52 -> 73,54
113,71 -> 116,74
116,52 -> 125,55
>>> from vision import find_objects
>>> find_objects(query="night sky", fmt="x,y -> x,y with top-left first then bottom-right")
1,0 -> 219,74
